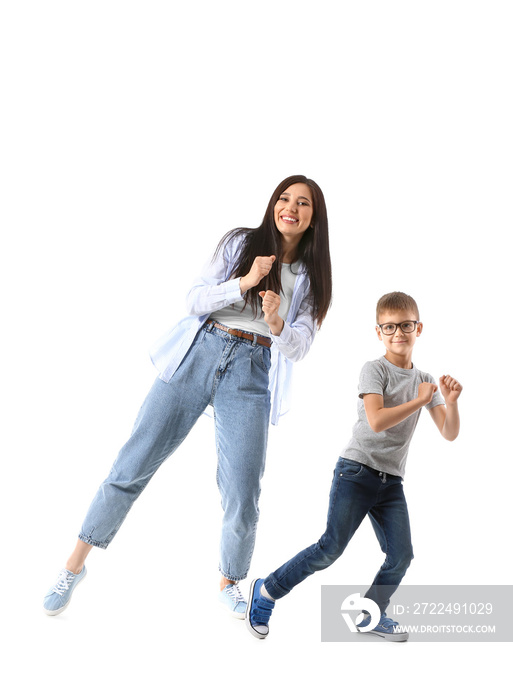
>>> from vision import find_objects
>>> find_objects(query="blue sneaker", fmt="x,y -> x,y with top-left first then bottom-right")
245,578 -> 275,639
357,612 -> 409,642
218,583 -> 246,619
43,566 -> 87,616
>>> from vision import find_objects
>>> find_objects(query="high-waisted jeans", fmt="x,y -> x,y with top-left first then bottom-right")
264,458 -> 414,614
78,323 -> 271,581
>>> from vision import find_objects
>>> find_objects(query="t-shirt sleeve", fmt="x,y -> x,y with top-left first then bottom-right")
358,361 -> 386,398
423,372 -> 446,410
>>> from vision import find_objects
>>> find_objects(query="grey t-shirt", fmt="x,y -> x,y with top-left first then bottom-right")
341,356 -> 445,478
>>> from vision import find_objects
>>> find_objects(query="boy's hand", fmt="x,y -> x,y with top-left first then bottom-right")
439,375 -> 463,404
418,382 -> 438,405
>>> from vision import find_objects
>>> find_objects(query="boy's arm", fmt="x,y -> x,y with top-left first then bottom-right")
363,382 -> 438,433
428,375 -> 462,441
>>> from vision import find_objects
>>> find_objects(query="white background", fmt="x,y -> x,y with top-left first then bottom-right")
2,1 -> 512,697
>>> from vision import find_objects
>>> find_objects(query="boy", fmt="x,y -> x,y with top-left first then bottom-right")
246,292 -> 462,642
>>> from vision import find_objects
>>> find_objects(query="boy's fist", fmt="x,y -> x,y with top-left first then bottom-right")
418,382 -> 438,405
439,375 -> 463,403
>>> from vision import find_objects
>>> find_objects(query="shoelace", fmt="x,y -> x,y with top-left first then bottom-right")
52,569 -> 75,597
226,583 -> 245,605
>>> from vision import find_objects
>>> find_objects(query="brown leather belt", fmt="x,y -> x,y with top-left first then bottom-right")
206,320 -> 272,348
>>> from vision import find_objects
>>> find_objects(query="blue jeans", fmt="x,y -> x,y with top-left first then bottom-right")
78,324 -> 271,581
264,458 -> 414,613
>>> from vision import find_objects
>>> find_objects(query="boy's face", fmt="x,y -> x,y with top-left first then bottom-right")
376,308 -> 423,368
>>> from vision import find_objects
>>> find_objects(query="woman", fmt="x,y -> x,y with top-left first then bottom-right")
43,175 -> 332,618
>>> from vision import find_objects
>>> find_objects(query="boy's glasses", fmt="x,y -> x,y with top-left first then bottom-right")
378,321 -> 419,336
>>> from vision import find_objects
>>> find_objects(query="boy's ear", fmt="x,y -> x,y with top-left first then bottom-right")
375,325 -> 383,341
416,322 -> 423,336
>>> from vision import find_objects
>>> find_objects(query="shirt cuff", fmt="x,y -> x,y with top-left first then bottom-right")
204,277 -> 244,307
224,277 -> 244,303
270,320 -> 291,345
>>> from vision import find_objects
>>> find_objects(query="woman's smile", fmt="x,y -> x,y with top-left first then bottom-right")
274,182 -> 314,237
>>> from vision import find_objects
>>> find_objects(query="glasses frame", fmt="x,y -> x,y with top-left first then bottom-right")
377,320 -> 419,336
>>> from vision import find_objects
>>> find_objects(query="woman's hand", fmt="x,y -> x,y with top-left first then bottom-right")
259,290 -> 284,335
239,255 -> 276,294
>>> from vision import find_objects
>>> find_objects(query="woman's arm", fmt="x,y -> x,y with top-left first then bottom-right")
185,238 -> 244,317
268,290 -> 317,362
186,235 -> 277,318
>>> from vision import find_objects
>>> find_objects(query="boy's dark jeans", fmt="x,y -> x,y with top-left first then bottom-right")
264,458 -> 414,614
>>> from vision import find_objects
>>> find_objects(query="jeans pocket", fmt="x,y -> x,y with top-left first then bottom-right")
339,458 -> 366,477
252,346 -> 271,373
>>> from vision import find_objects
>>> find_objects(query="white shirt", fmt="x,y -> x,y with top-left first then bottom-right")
149,234 -> 317,425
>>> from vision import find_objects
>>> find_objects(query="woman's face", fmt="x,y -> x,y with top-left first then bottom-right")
273,182 -> 314,242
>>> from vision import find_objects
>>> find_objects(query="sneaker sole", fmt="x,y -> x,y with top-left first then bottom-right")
43,568 -> 87,616
358,627 -> 409,642
218,601 -> 246,619
245,578 -> 268,640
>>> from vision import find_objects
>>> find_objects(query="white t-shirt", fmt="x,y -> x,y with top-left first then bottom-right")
210,262 -> 298,337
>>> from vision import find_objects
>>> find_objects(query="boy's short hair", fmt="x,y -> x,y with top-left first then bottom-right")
376,292 -> 420,322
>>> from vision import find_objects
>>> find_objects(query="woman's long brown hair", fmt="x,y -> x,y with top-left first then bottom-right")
214,175 -> 332,327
